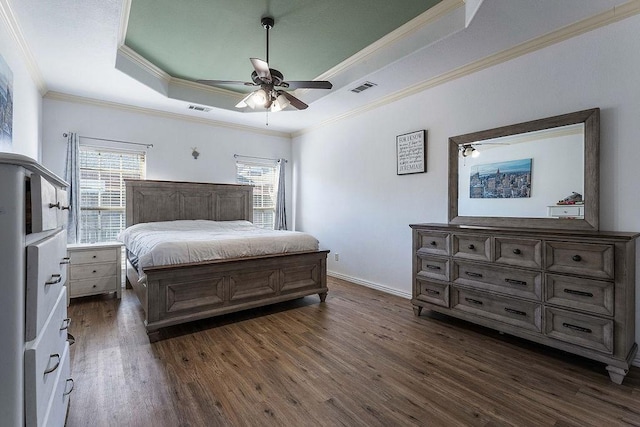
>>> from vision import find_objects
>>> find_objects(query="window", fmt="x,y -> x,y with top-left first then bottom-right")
78,147 -> 146,243
236,160 -> 277,229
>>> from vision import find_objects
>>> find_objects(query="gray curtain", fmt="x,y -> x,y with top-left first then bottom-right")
275,159 -> 287,230
64,132 -> 80,243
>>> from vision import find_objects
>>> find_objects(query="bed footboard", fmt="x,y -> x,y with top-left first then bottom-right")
135,250 -> 328,341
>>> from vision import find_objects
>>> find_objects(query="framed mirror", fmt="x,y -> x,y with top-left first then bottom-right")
448,108 -> 599,231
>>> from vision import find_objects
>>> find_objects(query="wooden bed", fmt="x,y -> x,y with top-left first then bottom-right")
124,179 -> 329,342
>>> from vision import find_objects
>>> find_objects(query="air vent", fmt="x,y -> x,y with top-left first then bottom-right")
188,104 -> 211,112
350,81 -> 377,93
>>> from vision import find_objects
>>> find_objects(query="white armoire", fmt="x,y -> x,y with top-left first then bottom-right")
0,153 -> 73,426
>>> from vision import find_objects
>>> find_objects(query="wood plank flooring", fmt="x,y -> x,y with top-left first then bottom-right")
66,276 -> 640,426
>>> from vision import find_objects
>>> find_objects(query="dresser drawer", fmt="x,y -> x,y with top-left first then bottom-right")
416,255 -> 449,282
70,276 -> 118,297
548,204 -> 584,218
451,288 -> 542,332
70,262 -> 117,280
495,237 -> 542,269
415,279 -> 449,307
545,274 -> 614,316
69,247 -> 117,264
452,261 -> 542,300
30,174 -> 59,233
545,241 -> 614,279
41,342 -> 72,427
416,230 -> 450,256
26,229 -> 69,341
24,288 -> 69,426
544,307 -> 613,354
453,234 -> 491,262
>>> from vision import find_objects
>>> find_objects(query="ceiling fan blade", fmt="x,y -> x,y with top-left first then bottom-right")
281,80 -> 333,90
197,80 -> 257,87
250,58 -> 272,82
281,92 -> 308,110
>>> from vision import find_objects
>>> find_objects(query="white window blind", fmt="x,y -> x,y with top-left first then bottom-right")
236,160 -> 277,229
79,147 -> 146,243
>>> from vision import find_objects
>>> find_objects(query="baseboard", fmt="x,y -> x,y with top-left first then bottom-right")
327,271 -> 411,299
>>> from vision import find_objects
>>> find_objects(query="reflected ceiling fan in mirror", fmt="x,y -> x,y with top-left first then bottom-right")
197,16 -> 332,112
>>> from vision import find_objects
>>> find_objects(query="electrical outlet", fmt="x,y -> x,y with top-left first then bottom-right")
334,253 -> 340,261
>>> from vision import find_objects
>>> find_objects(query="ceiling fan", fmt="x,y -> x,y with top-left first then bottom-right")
197,16 -> 333,112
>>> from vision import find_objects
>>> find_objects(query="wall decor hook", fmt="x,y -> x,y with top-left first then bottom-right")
191,148 -> 200,159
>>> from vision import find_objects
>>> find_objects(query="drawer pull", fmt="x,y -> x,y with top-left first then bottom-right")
60,318 -> 71,331
44,353 -> 61,375
504,307 -> 527,317
512,248 -> 521,255
562,322 -> 592,334
467,244 -> 475,250
60,257 -> 71,265
564,289 -> 594,298
92,270 -> 97,273
465,297 -> 483,305
505,278 -> 527,286
465,271 -> 483,278
48,202 -> 60,209
425,289 -> 440,296
92,255 -> 97,258
61,205 -> 71,210
63,378 -> 75,396
426,264 -> 441,270
45,274 -> 62,286
572,255 -> 582,262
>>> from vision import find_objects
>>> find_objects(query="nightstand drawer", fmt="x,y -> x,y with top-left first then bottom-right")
70,276 -> 118,297
69,248 -> 117,264
70,263 -> 117,280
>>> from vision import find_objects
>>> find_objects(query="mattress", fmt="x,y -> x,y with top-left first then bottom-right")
118,220 -> 319,271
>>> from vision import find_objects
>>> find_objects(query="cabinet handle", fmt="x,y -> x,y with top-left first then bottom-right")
48,202 -> 60,209
572,255 -> 582,262
61,205 -> 70,210
60,257 -> 71,265
504,307 -> 527,316
505,278 -> 527,286
426,264 -> 441,270
92,270 -> 97,273
465,297 -> 483,305
465,271 -> 483,278
44,353 -> 61,375
425,289 -> 440,296
92,255 -> 97,258
430,241 -> 437,246
60,318 -> 71,331
562,322 -> 592,334
512,248 -> 521,255
563,289 -> 594,298
467,244 -> 475,250
63,378 -> 75,396
45,274 -> 62,286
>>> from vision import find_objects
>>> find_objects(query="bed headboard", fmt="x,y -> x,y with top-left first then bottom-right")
125,180 -> 253,226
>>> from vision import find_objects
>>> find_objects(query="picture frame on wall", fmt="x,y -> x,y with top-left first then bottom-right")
397,130 -> 426,175
0,54 -> 13,147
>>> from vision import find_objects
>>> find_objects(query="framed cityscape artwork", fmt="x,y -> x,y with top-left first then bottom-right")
0,54 -> 13,147
470,158 -> 532,198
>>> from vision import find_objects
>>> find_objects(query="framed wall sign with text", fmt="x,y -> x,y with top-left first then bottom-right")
396,130 -> 426,175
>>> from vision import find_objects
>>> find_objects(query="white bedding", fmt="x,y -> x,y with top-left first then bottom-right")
118,220 -> 319,270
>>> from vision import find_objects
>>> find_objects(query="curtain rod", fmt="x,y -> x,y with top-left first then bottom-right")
234,154 -> 287,163
63,133 -> 153,149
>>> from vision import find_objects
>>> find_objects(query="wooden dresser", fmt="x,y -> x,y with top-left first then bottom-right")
411,223 -> 638,384
0,154 -> 74,426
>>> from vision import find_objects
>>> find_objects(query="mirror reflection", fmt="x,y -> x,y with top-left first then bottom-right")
458,124 -> 585,219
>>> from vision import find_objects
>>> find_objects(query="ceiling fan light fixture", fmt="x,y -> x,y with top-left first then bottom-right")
270,93 -> 290,112
235,92 -> 253,108
460,144 -> 480,158
244,89 -> 267,109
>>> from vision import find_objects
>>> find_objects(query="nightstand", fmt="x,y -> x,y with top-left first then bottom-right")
67,242 -> 122,299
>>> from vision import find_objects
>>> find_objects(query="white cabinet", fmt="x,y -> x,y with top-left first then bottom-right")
68,242 -> 122,299
547,204 -> 584,219
0,154 -> 73,426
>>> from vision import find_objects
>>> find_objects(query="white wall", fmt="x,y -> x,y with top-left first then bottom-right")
0,6 -> 43,159
41,98 -> 294,224
292,14 -> 640,346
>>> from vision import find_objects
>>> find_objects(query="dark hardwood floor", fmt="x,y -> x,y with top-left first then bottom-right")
66,277 -> 640,426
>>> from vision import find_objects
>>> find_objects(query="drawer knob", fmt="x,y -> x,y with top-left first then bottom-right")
92,285 -> 97,288
92,255 -> 97,258
572,255 -> 582,262
93,270 -> 97,273
430,241 -> 437,246
512,249 -> 521,255
468,244 -> 475,250
63,378 -> 75,396
44,353 -> 61,375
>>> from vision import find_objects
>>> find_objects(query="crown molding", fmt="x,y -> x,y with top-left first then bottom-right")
0,0 -> 47,95
118,0 -> 132,46
293,0 -> 640,138
117,44 -> 171,83
44,91 -> 291,138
